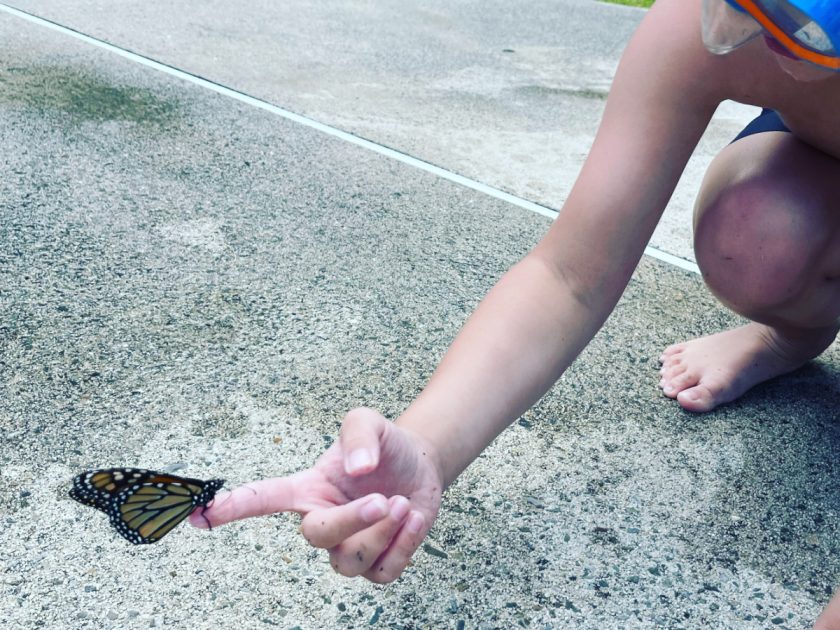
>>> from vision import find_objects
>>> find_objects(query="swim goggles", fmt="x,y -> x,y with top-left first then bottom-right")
702,0 -> 840,70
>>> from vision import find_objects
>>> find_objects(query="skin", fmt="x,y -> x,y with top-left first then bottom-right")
192,0 -> 840,624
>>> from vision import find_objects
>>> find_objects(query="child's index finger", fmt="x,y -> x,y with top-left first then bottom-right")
188,474 -> 311,528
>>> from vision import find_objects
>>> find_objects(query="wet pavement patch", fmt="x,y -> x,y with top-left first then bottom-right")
0,63 -> 182,125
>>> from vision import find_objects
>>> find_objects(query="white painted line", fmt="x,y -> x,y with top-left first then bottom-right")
1,3 -> 700,275
0,4 -> 557,216
643,246 -> 700,274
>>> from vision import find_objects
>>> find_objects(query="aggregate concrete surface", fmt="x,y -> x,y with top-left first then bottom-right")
1,2 -> 839,629
6,0 -> 758,263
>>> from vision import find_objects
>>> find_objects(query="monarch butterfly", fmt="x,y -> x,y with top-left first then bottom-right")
69,468 -> 225,545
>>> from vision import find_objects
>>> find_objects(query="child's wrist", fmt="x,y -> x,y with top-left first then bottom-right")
396,413 -> 455,490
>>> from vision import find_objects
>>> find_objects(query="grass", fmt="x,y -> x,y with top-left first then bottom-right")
601,0 -> 654,7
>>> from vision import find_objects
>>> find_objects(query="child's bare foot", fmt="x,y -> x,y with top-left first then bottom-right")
659,322 -> 837,413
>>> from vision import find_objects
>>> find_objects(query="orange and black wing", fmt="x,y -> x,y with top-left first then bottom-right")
70,468 -> 156,513
70,468 -> 224,544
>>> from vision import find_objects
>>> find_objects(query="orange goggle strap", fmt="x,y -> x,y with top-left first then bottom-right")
736,0 -> 840,69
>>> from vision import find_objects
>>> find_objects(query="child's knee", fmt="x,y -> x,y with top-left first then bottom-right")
693,173 -> 832,317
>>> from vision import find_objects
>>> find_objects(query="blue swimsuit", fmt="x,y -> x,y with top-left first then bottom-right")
732,108 -> 791,143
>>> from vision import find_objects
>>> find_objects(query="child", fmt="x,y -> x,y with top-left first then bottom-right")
192,0 -> 840,625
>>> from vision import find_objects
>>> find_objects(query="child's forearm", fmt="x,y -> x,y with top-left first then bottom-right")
396,251 -> 624,487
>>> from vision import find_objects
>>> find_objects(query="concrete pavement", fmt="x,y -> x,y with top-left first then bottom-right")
1,2 -> 838,629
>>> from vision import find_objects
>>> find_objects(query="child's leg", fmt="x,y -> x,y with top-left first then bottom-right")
659,130 -> 840,412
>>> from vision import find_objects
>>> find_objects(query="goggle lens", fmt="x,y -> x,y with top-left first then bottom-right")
702,0 -> 763,54
703,0 -> 840,69
762,0 -> 836,54
792,19 -> 835,54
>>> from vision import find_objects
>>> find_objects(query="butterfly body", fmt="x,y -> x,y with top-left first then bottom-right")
70,468 -> 224,544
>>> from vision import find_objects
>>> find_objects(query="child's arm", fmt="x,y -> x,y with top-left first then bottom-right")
397,0 -> 724,486
195,0 -> 729,583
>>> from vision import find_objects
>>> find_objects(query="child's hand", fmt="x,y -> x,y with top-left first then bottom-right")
814,587 -> 840,630
190,407 -> 444,582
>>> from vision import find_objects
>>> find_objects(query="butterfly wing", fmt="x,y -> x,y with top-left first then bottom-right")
70,468 -> 156,514
70,468 -> 224,544
110,479 -> 203,544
